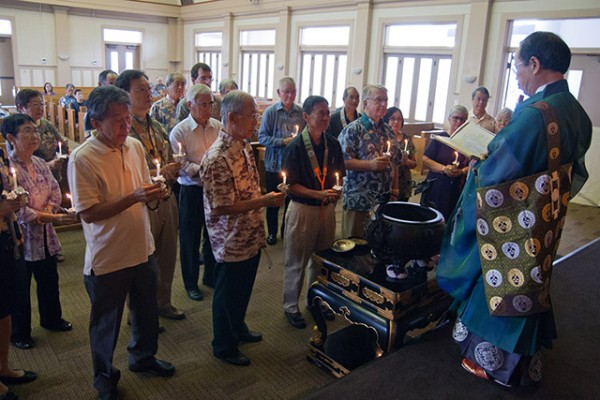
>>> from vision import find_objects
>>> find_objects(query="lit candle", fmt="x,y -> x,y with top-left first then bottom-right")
335,172 -> 340,187
66,193 -> 75,210
282,171 -> 287,185
404,139 -> 408,152
294,125 -> 299,137
154,158 -> 160,177
386,140 -> 391,154
57,141 -> 62,156
10,167 -> 17,191
178,141 -> 183,156
453,151 -> 459,165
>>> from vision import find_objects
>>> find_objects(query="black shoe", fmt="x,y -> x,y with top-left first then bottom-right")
266,234 -> 277,245
42,319 -> 72,332
285,311 -> 307,329
0,370 -> 38,384
187,288 -> 204,301
129,358 -> 175,377
11,338 -> 34,350
215,352 -> 251,366
240,331 -> 262,343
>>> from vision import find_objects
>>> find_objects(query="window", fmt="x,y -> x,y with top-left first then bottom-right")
0,19 -> 11,35
501,18 -> 600,125
239,29 -> 276,99
196,32 -> 222,92
299,26 -> 349,108
103,29 -> 141,73
383,23 -> 456,124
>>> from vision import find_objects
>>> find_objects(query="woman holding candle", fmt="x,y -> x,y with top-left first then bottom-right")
421,105 -> 469,220
2,114 -> 76,350
0,147 -> 38,398
15,89 -> 69,183
384,107 -> 417,201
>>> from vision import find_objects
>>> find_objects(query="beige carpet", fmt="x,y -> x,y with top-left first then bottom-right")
7,202 -> 600,399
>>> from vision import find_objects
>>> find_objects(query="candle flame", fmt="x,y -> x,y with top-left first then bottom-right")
66,193 -> 72,199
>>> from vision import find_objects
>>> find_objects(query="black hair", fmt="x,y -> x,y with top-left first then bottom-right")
1,113 -> 35,140
518,31 -> 571,74
114,69 -> 149,93
383,107 -> 404,129
302,95 -> 329,114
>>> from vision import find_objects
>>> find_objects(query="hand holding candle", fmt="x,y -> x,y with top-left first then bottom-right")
66,193 -> 75,211
154,159 -> 161,177
10,167 -> 17,191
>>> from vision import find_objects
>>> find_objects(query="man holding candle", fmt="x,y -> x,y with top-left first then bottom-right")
258,77 -> 306,245
116,70 -> 184,322
281,95 -> 345,329
200,90 -> 285,366
68,86 -> 175,400
170,84 -> 221,299
338,84 -> 400,238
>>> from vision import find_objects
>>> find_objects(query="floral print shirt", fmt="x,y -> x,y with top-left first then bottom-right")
10,153 -> 62,261
339,114 -> 400,212
150,95 -> 180,134
200,130 -> 265,263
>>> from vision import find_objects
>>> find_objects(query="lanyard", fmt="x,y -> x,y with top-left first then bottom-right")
301,128 -> 328,191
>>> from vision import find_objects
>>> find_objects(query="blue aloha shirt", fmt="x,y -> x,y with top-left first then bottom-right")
150,95 -> 179,134
339,114 -> 400,211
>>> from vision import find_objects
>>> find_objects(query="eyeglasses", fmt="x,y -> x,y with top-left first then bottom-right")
132,86 -> 152,94
279,90 -> 296,95
17,127 -> 40,137
27,102 -> 45,109
450,116 -> 467,123
511,60 -> 526,74
388,117 -> 403,123
365,97 -> 388,105
193,101 -> 215,108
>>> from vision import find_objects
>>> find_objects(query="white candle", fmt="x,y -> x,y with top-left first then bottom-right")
404,139 -> 408,152
58,141 -> 62,155
66,193 -> 74,210
386,140 -> 391,154
10,167 -> 17,191
294,125 -> 299,137
335,172 -> 340,187
453,151 -> 459,164
178,141 -> 183,155
282,171 -> 287,185
154,159 -> 161,177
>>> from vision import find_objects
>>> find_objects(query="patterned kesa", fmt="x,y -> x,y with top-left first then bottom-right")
150,95 -> 179,134
339,114 -> 400,211
10,153 -> 62,261
476,102 -> 572,317
200,130 -> 266,263
34,119 -> 67,162
129,113 -> 173,171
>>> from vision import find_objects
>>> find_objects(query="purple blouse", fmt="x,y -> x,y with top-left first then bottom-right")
10,153 -> 62,261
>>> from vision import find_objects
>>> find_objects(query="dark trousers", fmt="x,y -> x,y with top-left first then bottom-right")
265,171 -> 290,237
11,255 -> 63,341
212,252 -> 260,358
179,185 -> 215,290
84,256 -> 159,394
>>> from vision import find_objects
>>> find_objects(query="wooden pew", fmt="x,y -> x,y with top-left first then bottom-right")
56,105 -> 66,136
66,107 -> 76,141
78,110 -> 86,143
48,101 -> 57,127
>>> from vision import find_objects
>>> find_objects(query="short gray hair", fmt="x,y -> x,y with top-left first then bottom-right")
218,79 -> 238,95
186,84 -> 213,103
87,86 -> 131,121
447,104 -> 468,119
361,84 -> 387,102
166,72 -> 186,86
496,107 -> 513,120
221,90 -> 254,128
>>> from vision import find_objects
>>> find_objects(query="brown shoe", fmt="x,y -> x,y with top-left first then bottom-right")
159,305 -> 185,320
461,358 -> 489,381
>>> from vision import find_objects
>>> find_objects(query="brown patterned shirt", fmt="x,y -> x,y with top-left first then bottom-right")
200,130 -> 265,262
